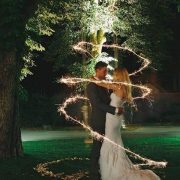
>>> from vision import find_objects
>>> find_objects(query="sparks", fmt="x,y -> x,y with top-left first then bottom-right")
34,157 -> 89,179
58,77 -> 151,100
56,43 -> 166,169
57,95 -> 167,168
73,41 -> 151,76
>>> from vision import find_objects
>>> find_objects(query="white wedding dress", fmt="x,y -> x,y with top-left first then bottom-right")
99,93 -> 160,180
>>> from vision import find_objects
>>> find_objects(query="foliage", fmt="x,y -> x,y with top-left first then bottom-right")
37,0 -> 151,76
69,52 -> 117,78
26,5 -> 60,36
19,93 -> 59,127
53,0 -> 147,35
43,29 -> 79,72
1,0 -> 178,77
0,0 -> 25,50
121,0 -> 179,69
18,85 -> 29,102
20,2 -> 60,80
80,1 -> 118,34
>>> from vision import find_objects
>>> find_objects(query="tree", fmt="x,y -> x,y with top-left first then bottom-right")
122,0 -> 179,70
21,1 -> 60,80
0,0 -> 38,159
43,0 -> 150,75
55,0 -> 178,70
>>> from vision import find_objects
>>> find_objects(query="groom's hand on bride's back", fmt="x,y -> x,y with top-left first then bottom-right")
116,107 -> 124,115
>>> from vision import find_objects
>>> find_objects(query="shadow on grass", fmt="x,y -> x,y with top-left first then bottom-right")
0,154 -> 46,180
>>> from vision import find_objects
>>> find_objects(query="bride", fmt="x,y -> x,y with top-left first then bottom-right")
94,68 -> 160,180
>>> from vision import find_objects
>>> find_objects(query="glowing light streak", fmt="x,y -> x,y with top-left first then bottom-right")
73,41 -> 150,76
34,157 -> 89,179
34,1 -> 165,179
57,95 -> 167,168
58,77 -> 151,100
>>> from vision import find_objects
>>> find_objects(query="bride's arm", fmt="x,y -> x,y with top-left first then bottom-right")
91,78 -> 121,91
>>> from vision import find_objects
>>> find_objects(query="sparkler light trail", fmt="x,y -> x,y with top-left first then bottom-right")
57,40 -> 166,166
34,157 -> 89,179
34,1 -> 165,178
57,94 -> 167,168
73,41 -> 151,76
35,30 -> 165,179
58,77 -> 151,100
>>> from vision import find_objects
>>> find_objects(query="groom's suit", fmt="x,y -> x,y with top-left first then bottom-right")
87,81 -> 116,180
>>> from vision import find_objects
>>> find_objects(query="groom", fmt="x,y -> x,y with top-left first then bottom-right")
87,61 -> 123,180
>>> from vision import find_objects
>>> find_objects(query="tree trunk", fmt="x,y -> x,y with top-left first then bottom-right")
90,29 -> 106,58
0,51 -> 23,159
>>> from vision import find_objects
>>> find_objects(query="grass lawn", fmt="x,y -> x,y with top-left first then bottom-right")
0,132 -> 180,179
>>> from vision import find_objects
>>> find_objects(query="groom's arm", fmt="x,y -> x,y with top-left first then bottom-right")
87,83 -> 116,115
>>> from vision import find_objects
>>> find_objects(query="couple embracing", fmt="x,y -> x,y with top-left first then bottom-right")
87,61 -> 160,180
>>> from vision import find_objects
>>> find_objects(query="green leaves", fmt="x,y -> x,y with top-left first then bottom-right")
26,6 -> 60,36
8,0 -> 177,81
25,38 -> 45,52
80,2 -> 118,34
20,2 -> 61,79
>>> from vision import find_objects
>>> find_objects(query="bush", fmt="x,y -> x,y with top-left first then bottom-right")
19,93 -> 64,127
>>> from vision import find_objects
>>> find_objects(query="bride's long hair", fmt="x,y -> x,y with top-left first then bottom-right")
113,68 -> 132,103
